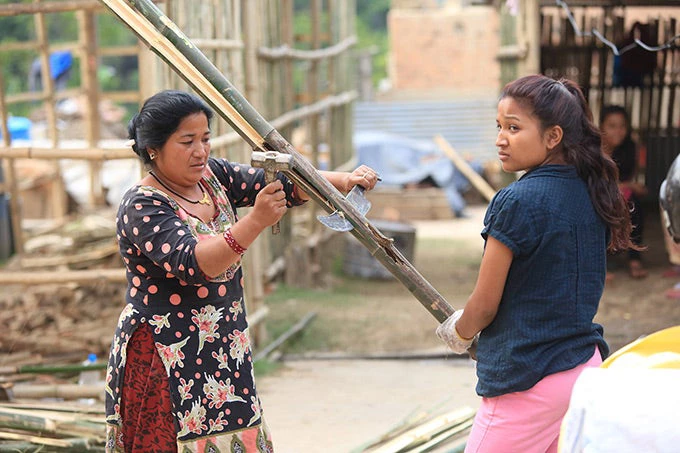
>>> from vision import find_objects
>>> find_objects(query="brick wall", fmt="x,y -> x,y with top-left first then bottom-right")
388,6 -> 500,94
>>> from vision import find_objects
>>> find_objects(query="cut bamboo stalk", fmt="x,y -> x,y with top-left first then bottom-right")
368,407 -> 476,453
434,134 -> 497,202
18,242 -> 118,268
253,312 -> 316,362
0,431 -> 94,449
11,383 -> 104,401
0,362 -> 107,376
0,268 -> 125,285
407,419 -> 473,453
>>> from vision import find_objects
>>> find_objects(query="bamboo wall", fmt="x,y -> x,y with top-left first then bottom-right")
539,5 -> 680,197
0,0 -> 358,321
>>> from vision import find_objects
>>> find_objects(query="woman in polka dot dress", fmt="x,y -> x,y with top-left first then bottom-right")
105,90 -> 379,453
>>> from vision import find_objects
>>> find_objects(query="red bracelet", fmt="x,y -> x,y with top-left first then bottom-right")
223,228 -> 247,255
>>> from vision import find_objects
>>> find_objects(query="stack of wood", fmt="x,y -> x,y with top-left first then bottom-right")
0,211 -> 126,360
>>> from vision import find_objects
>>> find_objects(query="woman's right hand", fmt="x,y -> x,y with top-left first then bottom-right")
250,180 -> 288,229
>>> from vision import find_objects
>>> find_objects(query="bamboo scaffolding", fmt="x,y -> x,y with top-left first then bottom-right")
99,0 -> 457,322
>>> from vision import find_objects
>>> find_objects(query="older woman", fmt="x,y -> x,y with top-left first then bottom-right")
105,90 -> 378,452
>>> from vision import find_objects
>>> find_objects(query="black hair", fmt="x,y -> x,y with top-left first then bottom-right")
127,90 -> 214,165
500,75 -> 633,252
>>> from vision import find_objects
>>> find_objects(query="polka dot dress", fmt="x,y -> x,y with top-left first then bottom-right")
105,158 -> 303,451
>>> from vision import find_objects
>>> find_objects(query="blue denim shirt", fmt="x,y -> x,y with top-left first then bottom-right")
476,164 -> 609,397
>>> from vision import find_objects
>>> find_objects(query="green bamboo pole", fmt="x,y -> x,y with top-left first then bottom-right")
97,0 -> 456,322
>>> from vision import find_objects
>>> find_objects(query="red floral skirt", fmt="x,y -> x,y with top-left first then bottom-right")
120,324 -> 177,452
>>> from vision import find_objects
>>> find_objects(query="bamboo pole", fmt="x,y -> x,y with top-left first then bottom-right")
369,407 -> 476,453
98,0 -> 457,322
257,36 -> 357,61
434,134 -> 497,202
0,0 -> 103,17
0,268 -> 125,285
242,0 -> 268,348
35,2 -> 68,221
208,90 -> 356,150
0,147 -> 132,160
10,383 -> 104,401
78,9 -> 104,207
253,312 -> 316,362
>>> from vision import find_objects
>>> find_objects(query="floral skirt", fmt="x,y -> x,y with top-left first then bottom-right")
106,324 -> 274,453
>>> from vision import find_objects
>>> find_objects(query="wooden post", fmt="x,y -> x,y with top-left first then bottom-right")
0,72 -> 24,256
434,135 -> 497,202
281,0 -> 294,141
242,0 -> 268,348
34,1 -> 68,221
78,9 -> 104,206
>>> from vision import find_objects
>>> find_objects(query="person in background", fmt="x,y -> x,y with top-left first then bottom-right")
436,75 -> 634,452
104,90 -> 378,452
600,105 -> 648,279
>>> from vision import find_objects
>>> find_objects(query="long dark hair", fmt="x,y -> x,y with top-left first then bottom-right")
500,75 -> 632,252
127,90 -> 214,165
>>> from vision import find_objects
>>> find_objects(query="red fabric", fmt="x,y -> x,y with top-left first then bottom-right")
121,324 -> 177,453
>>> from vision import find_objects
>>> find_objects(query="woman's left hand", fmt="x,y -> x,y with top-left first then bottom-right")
345,165 -> 379,192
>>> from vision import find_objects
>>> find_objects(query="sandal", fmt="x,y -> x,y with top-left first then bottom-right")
629,260 -> 648,279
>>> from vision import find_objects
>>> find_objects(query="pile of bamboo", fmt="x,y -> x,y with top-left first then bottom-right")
0,403 -> 106,452
356,406 -> 475,453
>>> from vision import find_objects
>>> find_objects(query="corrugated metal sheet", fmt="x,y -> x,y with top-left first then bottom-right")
353,99 -> 499,161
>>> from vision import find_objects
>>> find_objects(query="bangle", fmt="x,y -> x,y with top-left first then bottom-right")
223,228 -> 247,255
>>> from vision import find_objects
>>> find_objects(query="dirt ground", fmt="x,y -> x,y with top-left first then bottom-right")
256,202 -> 680,452
3,202 -> 679,452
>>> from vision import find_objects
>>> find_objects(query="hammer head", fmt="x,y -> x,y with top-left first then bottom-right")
251,151 -> 293,183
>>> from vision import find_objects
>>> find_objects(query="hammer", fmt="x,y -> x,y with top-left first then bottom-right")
251,151 -> 293,234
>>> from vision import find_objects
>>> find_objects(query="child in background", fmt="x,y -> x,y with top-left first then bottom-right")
436,75 -> 635,453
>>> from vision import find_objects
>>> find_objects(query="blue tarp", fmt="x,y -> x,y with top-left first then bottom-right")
354,131 -> 481,217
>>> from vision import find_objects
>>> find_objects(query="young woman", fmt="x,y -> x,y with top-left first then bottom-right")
436,75 -> 634,453
600,104 -> 648,278
105,90 -> 378,452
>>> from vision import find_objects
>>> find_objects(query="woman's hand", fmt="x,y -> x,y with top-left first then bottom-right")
343,165 -> 379,192
250,180 -> 288,228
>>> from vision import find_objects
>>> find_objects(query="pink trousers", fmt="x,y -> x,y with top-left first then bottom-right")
465,347 -> 602,453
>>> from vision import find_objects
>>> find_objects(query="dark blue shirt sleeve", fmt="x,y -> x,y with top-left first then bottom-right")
481,190 -> 539,256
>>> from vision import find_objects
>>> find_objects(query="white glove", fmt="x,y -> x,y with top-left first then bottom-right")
436,309 -> 475,354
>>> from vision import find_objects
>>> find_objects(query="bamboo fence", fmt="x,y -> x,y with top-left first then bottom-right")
0,0 -> 357,281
